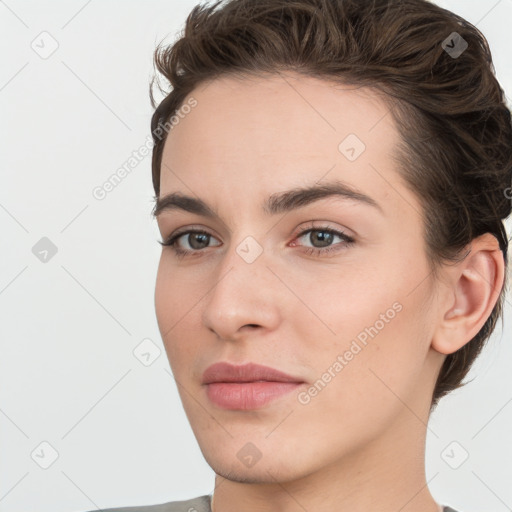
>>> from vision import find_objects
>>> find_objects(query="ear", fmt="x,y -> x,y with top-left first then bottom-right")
431,233 -> 506,355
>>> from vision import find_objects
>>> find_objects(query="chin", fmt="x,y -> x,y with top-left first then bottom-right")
210,465 -> 275,484
209,460 -> 304,485
201,441 -> 314,485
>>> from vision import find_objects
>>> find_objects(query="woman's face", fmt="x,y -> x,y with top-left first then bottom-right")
154,72 -> 445,483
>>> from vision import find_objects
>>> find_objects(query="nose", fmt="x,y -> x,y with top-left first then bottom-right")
201,238 -> 281,341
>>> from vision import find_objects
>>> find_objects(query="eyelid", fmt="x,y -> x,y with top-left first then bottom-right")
290,224 -> 355,254
291,220 -> 354,240
161,221 -> 350,245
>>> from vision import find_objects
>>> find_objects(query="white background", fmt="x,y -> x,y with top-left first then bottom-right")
1,1 -> 511,511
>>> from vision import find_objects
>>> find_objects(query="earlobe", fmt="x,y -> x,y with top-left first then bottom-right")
431,233 -> 505,355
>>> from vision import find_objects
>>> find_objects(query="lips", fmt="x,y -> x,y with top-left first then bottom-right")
201,361 -> 304,384
201,362 -> 306,410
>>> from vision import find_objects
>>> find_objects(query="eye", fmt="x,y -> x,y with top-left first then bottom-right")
158,229 -> 221,258
158,224 -> 355,259
291,225 -> 355,257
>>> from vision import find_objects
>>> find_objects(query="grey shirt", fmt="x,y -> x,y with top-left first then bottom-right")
84,494 -> 461,512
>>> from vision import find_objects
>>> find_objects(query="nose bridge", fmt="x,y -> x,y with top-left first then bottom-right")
202,233 -> 278,337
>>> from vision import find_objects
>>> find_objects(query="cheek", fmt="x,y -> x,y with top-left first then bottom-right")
289,302 -> 430,444
154,257 -> 174,333
155,256 -> 212,376
154,257 -> 193,358
289,255 -> 433,403
154,256 -> 194,330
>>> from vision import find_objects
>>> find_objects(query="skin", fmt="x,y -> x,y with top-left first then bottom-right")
154,72 -> 504,512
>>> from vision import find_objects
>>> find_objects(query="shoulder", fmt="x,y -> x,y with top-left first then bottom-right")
81,494 -> 212,512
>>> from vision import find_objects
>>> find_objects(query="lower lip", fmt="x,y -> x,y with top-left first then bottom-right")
205,381 -> 303,410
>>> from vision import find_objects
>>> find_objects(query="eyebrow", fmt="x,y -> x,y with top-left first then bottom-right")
152,179 -> 383,219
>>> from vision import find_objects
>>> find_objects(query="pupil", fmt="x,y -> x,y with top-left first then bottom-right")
190,233 -> 209,249
312,231 -> 332,247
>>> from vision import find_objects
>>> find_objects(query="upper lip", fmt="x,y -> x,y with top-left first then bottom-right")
202,362 -> 304,384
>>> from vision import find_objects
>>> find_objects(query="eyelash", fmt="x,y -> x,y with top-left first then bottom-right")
158,225 -> 355,259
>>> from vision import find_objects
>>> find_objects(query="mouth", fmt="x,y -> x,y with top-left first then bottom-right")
202,362 -> 306,410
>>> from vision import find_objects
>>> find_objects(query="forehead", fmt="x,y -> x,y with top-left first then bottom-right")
159,72 -> 408,212
164,72 -> 395,152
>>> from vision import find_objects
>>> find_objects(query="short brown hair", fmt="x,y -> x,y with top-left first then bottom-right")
149,0 -> 512,410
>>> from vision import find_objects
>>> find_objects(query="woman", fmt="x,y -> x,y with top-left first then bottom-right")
93,0 -> 511,510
